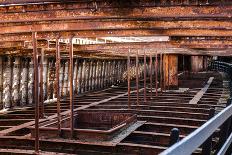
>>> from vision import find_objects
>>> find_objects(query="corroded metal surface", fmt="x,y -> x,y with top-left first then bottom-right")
0,72 -> 226,155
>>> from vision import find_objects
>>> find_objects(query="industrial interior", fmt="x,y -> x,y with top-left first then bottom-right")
0,0 -> 231,155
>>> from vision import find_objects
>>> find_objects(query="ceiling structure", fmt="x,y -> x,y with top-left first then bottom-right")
0,0 -> 231,57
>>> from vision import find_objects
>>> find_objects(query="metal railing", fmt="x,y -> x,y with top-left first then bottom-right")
160,61 -> 232,155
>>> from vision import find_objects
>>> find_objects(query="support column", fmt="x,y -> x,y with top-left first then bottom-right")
82,59 -> 86,92
63,60 -> 69,96
73,59 -> 78,93
155,51 -> 158,96
77,60 -> 82,94
191,56 -> 204,73
43,58 -> 48,100
46,59 -> 52,99
106,61 -> 110,86
60,61 -> 65,97
32,31 -> 40,154
136,50 -> 139,106
203,56 -> 208,70
112,60 -> 116,85
100,61 -> 104,88
28,58 -> 34,104
86,60 -> 90,92
69,37 -> 74,138
0,57 -> 3,109
40,50 -> 44,118
149,54 -> 153,99
3,57 -> 12,109
160,53 -> 163,93
127,50 -> 131,108
12,57 -> 21,107
104,61 -> 108,87
96,60 -> 100,89
163,54 -> 178,89
143,51 -> 147,103
92,60 -> 96,90
89,60 -> 93,91
20,59 -> 29,106
102,60 -> 106,88
56,38 -> 61,133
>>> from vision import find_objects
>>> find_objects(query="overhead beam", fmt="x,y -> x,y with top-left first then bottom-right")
1,29 -> 232,42
76,41 -> 232,51
1,39 -> 232,50
0,6 -> 231,23
1,20 -> 232,30
1,21 -> 232,35
1,46 -> 231,57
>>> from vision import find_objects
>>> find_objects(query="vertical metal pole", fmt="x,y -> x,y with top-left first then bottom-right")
143,50 -> 147,103
69,37 -> 74,138
202,108 -> 215,155
32,32 -> 39,154
155,51 -> 158,97
56,38 -> 61,133
149,53 -> 153,99
160,53 -> 163,93
40,49 -> 44,118
163,54 -> 166,91
168,55 -> 170,90
127,50 -> 131,108
136,50 -> 139,106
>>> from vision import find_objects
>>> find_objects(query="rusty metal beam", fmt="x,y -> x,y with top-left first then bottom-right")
0,6 -> 231,23
0,1 -> 231,8
40,49 -> 44,118
2,39 -> 232,51
0,22 -> 232,36
155,51 -> 158,97
0,29 -> 232,42
32,31 -> 39,154
136,49 -> 139,106
160,53 -> 163,93
69,37 -> 74,138
76,41 -> 232,51
143,50 -> 147,103
1,20 -> 232,31
0,46 -> 231,57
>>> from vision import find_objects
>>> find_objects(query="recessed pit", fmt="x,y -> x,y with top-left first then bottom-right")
29,112 -> 144,144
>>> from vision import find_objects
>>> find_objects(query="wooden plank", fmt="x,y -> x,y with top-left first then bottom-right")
189,77 -> 214,104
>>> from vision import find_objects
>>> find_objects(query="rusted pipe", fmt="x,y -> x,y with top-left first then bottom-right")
56,38 -> 61,134
136,50 -> 139,106
69,37 -> 74,138
143,50 -> 147,103
40,49 -> 44,118
155,51 -> 158,97
168,55 -> 170,90
160,53 -> 163,93
163,54 -> 166,91
32,31 -> 39,154
127,49 -> 131,108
